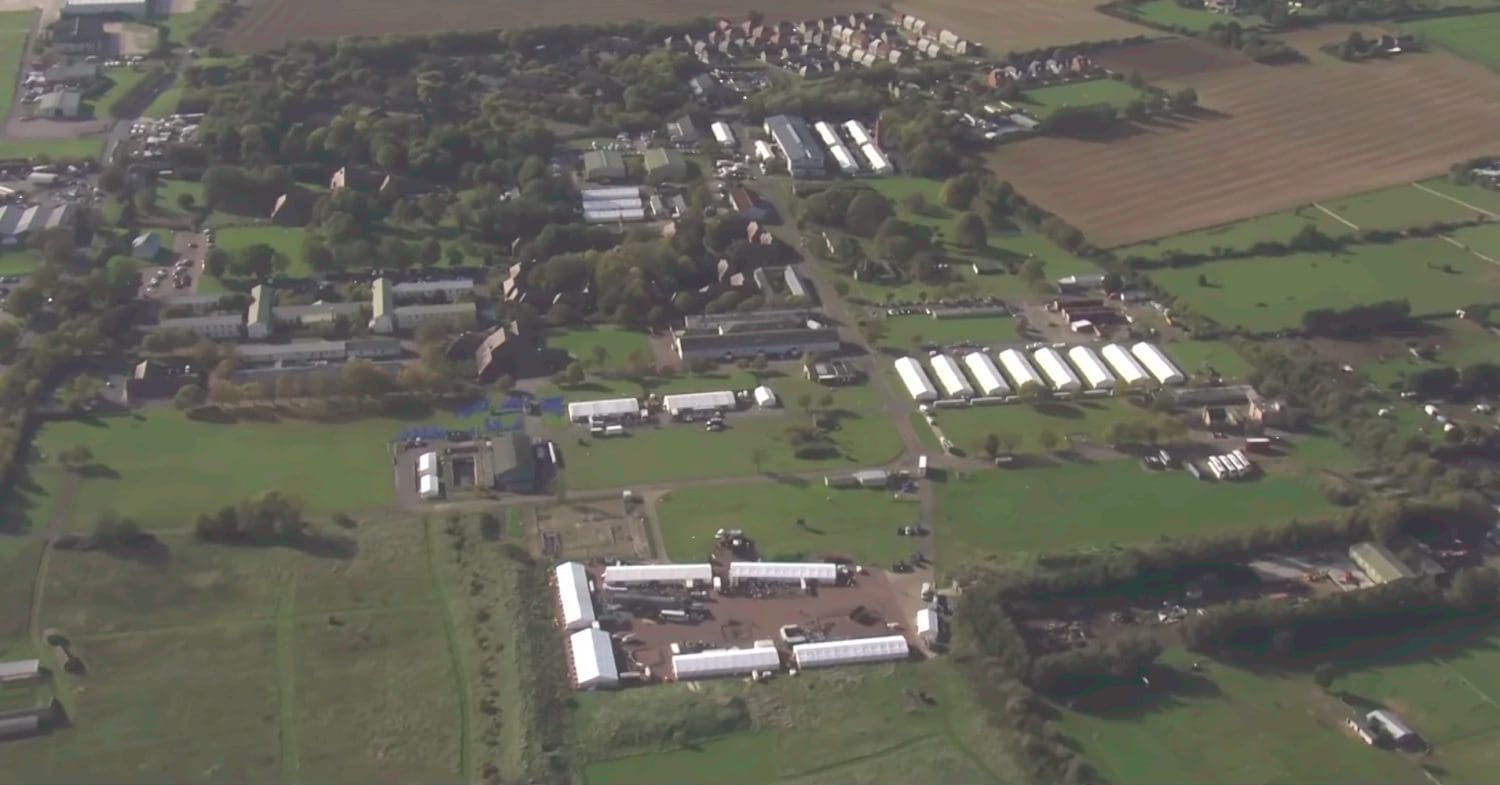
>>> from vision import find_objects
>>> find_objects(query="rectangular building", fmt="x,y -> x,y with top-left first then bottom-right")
1350,542 -> 1416,585
662,390 -> 737,417
157,314 -> 242,340
763,115 -> 826,178
674,326 -> 839,361
792,635 -> 910,668
728,561 -> 838,584
603,563 -> 713,585
673,646 -> 781,681
62,0 -> 150,17
554,562 -> 596,632
582,150 -> 627,182
394,301 -> 475,330
569,628 -> 619,690
643,148 -> 688,181
247,284 -> 273,339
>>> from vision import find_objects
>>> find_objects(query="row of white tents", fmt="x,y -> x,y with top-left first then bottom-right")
416,450 -> 441,500
672,634 -> 911,681
895,342 -> 1185,403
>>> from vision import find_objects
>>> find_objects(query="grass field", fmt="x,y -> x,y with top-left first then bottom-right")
0,135 -> 104,161
142,83 -> 184,118
927,398 -> 1158,457
657,480 -> 919,564
1152,237 -> 1500,332
939,461 -> 1333,563
216,225 -> 312,276
0,248 -> 42,276
546,325 -> 652,365
92,66 -> 151,118
1159,339 -> 1250,381
1019,78 -> 1146,117
1405,10 -> 1500,71
0,11 -> 32,123
1112,0 -> 1246,31
877,315 -> 1021,353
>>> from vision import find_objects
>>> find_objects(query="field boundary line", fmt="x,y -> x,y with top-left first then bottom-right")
274,584 -> 301,783
1312,203 -> 1359,231
776,732 -> 938,780
67,603 -> 439,643
1413,181 -> 1500,219
1437,234 -> 1500,268
1442,660 -> 1500,710
424,518 -> 473,781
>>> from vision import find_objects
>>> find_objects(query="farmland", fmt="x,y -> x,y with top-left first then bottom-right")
989,39 -> 1500,246
1405,10 -> 1500,72
890,0 -> 1145,54
1106,0 -> 1244,32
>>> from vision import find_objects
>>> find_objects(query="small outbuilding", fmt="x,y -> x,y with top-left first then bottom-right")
0,659 -> 43,685
753,385 -> 778,408
916,609 -> 939,646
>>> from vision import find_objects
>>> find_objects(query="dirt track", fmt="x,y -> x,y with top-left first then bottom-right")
988,39 -> 1500,247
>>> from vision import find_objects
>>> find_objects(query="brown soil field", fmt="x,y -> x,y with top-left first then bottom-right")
223,0 -> 863,51
988,39 -> 1500,247
892,0 -> 1147,54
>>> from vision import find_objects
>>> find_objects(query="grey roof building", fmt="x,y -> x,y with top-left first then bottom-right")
490,432 -> 538,492
582,150 -> 627,182
643,148 -> 688,181
666,116 -> 702,144
784,267 -> 816,304
674,325 -> 840,361
37,90 -> 81,119
763,114 -> 826,178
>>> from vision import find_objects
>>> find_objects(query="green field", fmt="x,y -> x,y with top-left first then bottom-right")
1161,339 -> 1251,381
1114,0 -> 1247,31
1405,10 -> 1500,71
926,398 -> 1158,457
0,249 -> 42,275
92,66 -> 151,118
657,480 -> 919,564
142,84 -> 184,118
216,225 -> 312,276
1356,317 -> 1499,390
1153,237 -> 1500,332
0,135 -> 104,161
876,314 -> 1021,352
939,461 -> 1334,563
0,11 -> 32,121
546,325 -> 653,365
1020,79 -> 1147,117
1417,177 -> 1500,216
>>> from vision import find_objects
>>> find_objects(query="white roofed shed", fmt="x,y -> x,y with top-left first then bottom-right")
604,563 -> 713,585
793,635 -> 910,668
418,474 -> 441,500
916,608 -> 939,644
1067,345 -> 1116,390
569,628 -> 619,689
662,390 -> 737,416
893,357 -> 938,402
998,349 -> 1043,390
567,397 -> 639,422
963,351 -> 1011,397
928,354 -> 973,398
1131,342 -> 1185,386
729,561 -> 838,584
673,646 -> 782,680
1101,344 -> 1150,386
1032,347 -> 1082,392
754,385 -> 778,407
554,562 -> 596,632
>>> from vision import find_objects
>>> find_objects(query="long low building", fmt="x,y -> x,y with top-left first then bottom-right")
792,635 -> 910,668
235,338 -> 400,365
672,645 -> 782,681
963,351 -> 1011,397
555,561 -> 596,632
674,326 -> 840,361
894,356 -> 938,403
1032,347 -> 1082,393
0,659 -> 42,685
928,353 -> 973,398
1067,345 -> 1115,390
602,563 -> 713,585
998,348 -> 1043,390
728,561 -> 838,584
662,390 -> 737,417
569,627 -> 619,690
1101,344 -> 1150,386
567,397 -> 639,423
157,314 -> 243,340
1131,342 -> 1185,386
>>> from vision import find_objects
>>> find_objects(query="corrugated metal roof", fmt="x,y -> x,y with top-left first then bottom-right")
555,562 -> 596,631
569,628 -> 618,688
673,646 -> 781,679
793,635 -> 909,668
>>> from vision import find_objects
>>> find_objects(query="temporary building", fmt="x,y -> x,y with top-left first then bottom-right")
894,357 -> 938,402
1100,344 -> 1150,386
418,474 -> 441,500
962,351 -> 1011,397
1066,346 -> 1116,390
1032,347 -> 1082,392
753,385 -> 778,408
555,562 -> 597,632
813,121 -> 861,176
843,119 -> 874,147
853,469 -> 888,487
567,397 -> 639,423
792,635 -> 910,668
711,121 -> 737,146
753,140 -> 775,161
1367,710 -> 1418,744
0,659 -> 41,684
569,628 -> 619,689
915,609 -> 939,645
662,390 -> 737,416
672,646 -> 782,680
603,563 -> 714,585
928,354 -> 974,398
581,186 -> 643,201
997,349 -> 1043,390
859,143 -> 892,175
729,561 -> 839,584
1131,342 -> 1185,385
417,451 -> 439,475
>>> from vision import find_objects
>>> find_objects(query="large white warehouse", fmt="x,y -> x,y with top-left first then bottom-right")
1131,342 -> 1185,386
843,120 -> 874,147
1100,344 -> 1150,386
1032,347 -> 1082,393
963,351 -> 1011,397
1066,345 -> 1116,390
555,562 -> 596,632
672,645 -> 782,681
813,121 -> 861,176
603,563 -> 713,585
729,561 -> 839,584
894,357 -> 938,403
928,354 -> 974,398
569,628 -> 619,690
567,397 -> 638,423
997,349 -> 1043,391
793,635 -> 910,668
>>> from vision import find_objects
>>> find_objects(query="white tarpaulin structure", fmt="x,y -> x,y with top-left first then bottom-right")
1066,346 -> 1116,390
894,357 -> 938,402
1032,347 -> 1082,392
569,628 -> 619,689
793,635 -> 910,668
672,646 -> 782,680
603,563 -> 713,585
915,609 -> 939,644
963,351 -> 1011,397
555,562 -> 596,632
662,390 -> 736,416
1101,344 -> 1150,386
567,397 -> 639,422
729,561 -> 838,584
418,473 -> 441,500
1131,342 -> 1185,386
928,354 -> 974,398
753,385 -> 778,408
998,349 -> 1043,390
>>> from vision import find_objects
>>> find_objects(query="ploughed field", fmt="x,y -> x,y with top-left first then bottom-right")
988,37 -> 1500,247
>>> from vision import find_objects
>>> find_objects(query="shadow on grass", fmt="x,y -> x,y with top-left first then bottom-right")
1066,663 -> 1224,719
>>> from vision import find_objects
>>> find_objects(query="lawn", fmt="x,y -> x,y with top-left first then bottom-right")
0,135 -> 104,161
1019,78 -> 1147,117
142,83 -> 184,118
92,66 -> 151,118
0,248 -> 42,275
1416,176 -> 1500,216
216,225 -> 312,276
1405,10 -> 1500,71
939,461 -> 1334,563
1319,181 -> 1491,230
925,398 -> 1163,457
0,10 -> 33,120
1114,0 -> 1248,31
546,325 -> 652,366
1152,237 -> 1500,332
1356,317 -> 1499,390
1161,339 -> 1250,381
877,314 -> 1021,352
657,480 -> 920,564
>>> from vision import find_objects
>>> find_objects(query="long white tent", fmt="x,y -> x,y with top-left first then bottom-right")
555,562 -> 597,632
581,186 -> 643,201
567,397 -> 639,422
1131,342 -> 1185,386
1100,344 -> 1150,386
603,563 -> 713,585
894,357 -> 938,402
813,121 -> 861,176
928,354 -> 974,398
417,451 -> 438,474
997,349 -> 1043,390
662,390 -> 737,416
672,646 -> 782,680
1066,345 -> 1116,390
729,561 -> 839,584
418,473 -> 441,500
963,351 -> 1011,397
792,635 -> 910,668
1032,347 -> 1082,392
915,608 -> 939,644
569,628 -> 619,689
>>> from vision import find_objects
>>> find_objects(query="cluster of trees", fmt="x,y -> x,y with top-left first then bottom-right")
1121,220 -> 1476,272
941,171 -> 1092,254
744,70 -> 889,124
1204,22 -> 1303,63
876,103 -> 969,178
1403,362 -> 1500,400
1101,415 -> 1191,448
54,513 -> 155,554
193,492 -> 308,545
1301,298 -> 1411,337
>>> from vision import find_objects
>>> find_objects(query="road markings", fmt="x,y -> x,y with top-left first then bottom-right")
1413,181 -> 1500,220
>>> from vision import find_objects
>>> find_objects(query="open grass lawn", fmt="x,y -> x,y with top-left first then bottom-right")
1451,222 -> 1500,256
142,84 -> 184,118
92,66 -> 151,117
1405,10 -> 1500,71
0,249 -> 42,275
1162,339 -> 1251,381
158,0 -> 220,46
216,225 -> 311,275
1319,182 -> 1488,229
1115,0 -> 1248,31
929,398 -> 1157,457
877,314 -> 1021,352
1117,205 -> 1344,260
939,461 -> 1334,563
545,325 -> 652,365
27,409 -> 399,530
1353,317 -> 1499,390
1152,237 -> 1500,332
1019,78 -> 1146,117
0,536 -> 42,643
578,661 -> 1021,785
657,480 -> 919,564
0,11 -> 32,118
0,135 -> 104,161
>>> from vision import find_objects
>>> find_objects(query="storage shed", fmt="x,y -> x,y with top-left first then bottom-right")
928,354 -> 974,398
0,659 -> 42,685
569,627 -> 619,690
729,561 -> 838,585
1067,345 -> 1116,390
894,357 -> 938,402
672,646 -> 782,680
1032,347 -> 1082,392
1367,709 -> 1421,746
963,351 -> 1011,397
753,385 -> 778,408
417,451 -> 438,475
1101,344 -> 1150,386
915,609 -> 939,645
1131,342 -> 1185,386
662,390 -> 737,417
997,349 -> 1043,390
418,473 -> 441,500
555,562 -> 596,632
603,563 -> 713,585
567,397 -> 639,423
792,635 -> 910,668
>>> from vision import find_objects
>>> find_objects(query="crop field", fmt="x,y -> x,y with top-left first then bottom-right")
938,461 -> 1333,564
1020,78 -> 1147,117
1152,237 -> 1500,332
989,39 -> 1500,247
222,0 -> 859,51
0,10 -> 31,122
656,480 -> 919,564
890,0 -> 1145,54
1405,10 -> 1500,72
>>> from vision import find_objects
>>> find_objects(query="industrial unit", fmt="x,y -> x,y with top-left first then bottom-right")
603,563 -> 713,586
672,645 -> 781,681
792,635 -> 910,668
1100,344 -> 1150,386
569,627 -> 619,690
555,562 -> 597,632
1032,347 -> 1082,393
567,397 -> 640,423
894,357 -> 938,402
764,115 -> 827,178
813,120 -> 861,176
661,390 -> 737,417
728,561 -> 839,585
928,354 -> 974,398
1066,345 -> 1116,390
997,348 -> 1043,391
963,351 -> 1011,397
1131,342 -> 1185,386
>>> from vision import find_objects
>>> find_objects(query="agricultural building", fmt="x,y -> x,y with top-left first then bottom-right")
916,609 -> 939,645
813,120 -> 861,175
1349,542 -> 1416,584
1066,345 -> 1116,390
792,635 -> 910,668
582,150 -> 627,182
567,397 -> 639,423
928,354 -> 974,398
1131,342 -> 1185,385
61,0 -> 149,16
998,349 -> 1043,390
729,561 -> 838,585
568,628 -> 619,690
764,115 -> 826,178
0,659 -> 42,685
662,390 -> 737,417
1032,347 -> 1082,392
894,357 -> 938,402
554,562 -> 596,632
1101,344 -> 1150,386
602,563 -> 713,585
1366,709 -> 1421,747
488,432 -> 538,493
672,645 -> 781,681
963,351 -> 1011,397
643,148 -> 688,181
